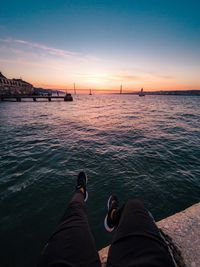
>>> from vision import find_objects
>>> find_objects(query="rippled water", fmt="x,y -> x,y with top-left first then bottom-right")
0,95 -> 200,266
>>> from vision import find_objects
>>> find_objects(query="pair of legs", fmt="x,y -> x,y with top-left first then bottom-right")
38,173 -> 176,267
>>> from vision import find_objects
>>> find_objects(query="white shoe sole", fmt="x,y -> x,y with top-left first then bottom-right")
104,195 -> 115,232
84,173 -> 88,202
104,215 -> 114,232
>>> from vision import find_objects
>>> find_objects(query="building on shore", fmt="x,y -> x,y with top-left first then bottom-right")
0,72 -> 33,95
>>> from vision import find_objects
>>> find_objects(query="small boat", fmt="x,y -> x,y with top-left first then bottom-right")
139,88 -> 145,97
89,89 -> 92,95
64,93 -> 73,101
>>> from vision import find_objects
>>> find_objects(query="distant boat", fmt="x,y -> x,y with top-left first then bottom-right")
64,93 -> 73,101
120,84 -> 122,94
89,89 -> 92,95
139,88 -> 145,97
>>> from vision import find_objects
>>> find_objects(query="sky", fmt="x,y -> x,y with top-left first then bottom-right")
0,0 -> 200,92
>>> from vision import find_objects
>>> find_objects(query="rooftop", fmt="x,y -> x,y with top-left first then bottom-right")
0,72 -> 7,79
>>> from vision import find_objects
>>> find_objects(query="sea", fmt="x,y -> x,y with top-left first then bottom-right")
0,94 -> 200,267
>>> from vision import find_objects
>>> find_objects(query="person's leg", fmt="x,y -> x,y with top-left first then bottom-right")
38,172 -> 101,267
106,198 -> 176,267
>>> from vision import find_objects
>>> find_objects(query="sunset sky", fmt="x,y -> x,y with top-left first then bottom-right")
0,0 -> 200,92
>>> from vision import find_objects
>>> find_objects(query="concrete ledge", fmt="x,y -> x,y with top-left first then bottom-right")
98,203 -> 200,267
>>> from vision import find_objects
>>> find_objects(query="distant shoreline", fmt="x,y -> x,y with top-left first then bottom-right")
33,87 -> 200,96
117,90 -> 200,96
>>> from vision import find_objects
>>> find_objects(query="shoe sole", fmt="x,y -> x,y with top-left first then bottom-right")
104,215 -> 115,232
84,173 -> 88,202
104,195 -> 115,232
84,190 -> 88,202
107,195 -> 113,210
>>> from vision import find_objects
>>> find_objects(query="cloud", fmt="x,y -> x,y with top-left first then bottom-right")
156,74 -> 174,80
0,38 -> 101,62
73,73 -> 143,85
0,58 -> 63,71
2,38 -> 78,56
110,74 -> 142,81
119,67 -> 174,81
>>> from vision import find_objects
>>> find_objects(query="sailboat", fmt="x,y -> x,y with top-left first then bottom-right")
139,88 -> 145,97
120,84 -> 122,94
89,89 -> 92,95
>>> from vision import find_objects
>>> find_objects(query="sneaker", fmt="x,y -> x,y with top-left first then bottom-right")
104,195 -> 119,232
76,171 -> 88,202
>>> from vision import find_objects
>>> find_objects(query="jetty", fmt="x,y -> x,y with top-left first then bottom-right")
0,94 -> 73,102
98,202 -> 200,267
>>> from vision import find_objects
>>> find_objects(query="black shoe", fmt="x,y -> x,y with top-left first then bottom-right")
76,171 -> 88,202
104,195 -> 119,232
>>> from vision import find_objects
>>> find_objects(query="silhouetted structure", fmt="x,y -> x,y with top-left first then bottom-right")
0,94 -> 73,102
74,83 -> 76,95
0,72 -> 33,95
64,93 -> 73,101
139,88 -> 145,97
120,84 -> 122,94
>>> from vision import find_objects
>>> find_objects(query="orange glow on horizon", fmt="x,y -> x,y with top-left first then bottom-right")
30,71 -> 200,92
32,80 -> 200,92
1,37 -> 200,93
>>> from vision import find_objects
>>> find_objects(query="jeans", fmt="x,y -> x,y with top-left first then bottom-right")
38,192 -> 175,267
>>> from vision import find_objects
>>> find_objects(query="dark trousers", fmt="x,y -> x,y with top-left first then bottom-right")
38,193 -> 175,267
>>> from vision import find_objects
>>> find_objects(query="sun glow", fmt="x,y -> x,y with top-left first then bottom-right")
81,73 -> 110,84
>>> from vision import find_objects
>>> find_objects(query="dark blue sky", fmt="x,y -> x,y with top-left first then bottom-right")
0,0 -> 199,90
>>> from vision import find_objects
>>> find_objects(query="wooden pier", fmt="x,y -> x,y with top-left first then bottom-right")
0,94 -> 73,102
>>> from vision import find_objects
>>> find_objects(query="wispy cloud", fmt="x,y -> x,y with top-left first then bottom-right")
0,37 -> 177,89
1,38 -> 78,56
0,38 -> 101,61
156,74 -> 174,80
120,67 -> 174,81
76,73 -> 143,82
110,74 -> 143,81
0,58 -> 63,70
